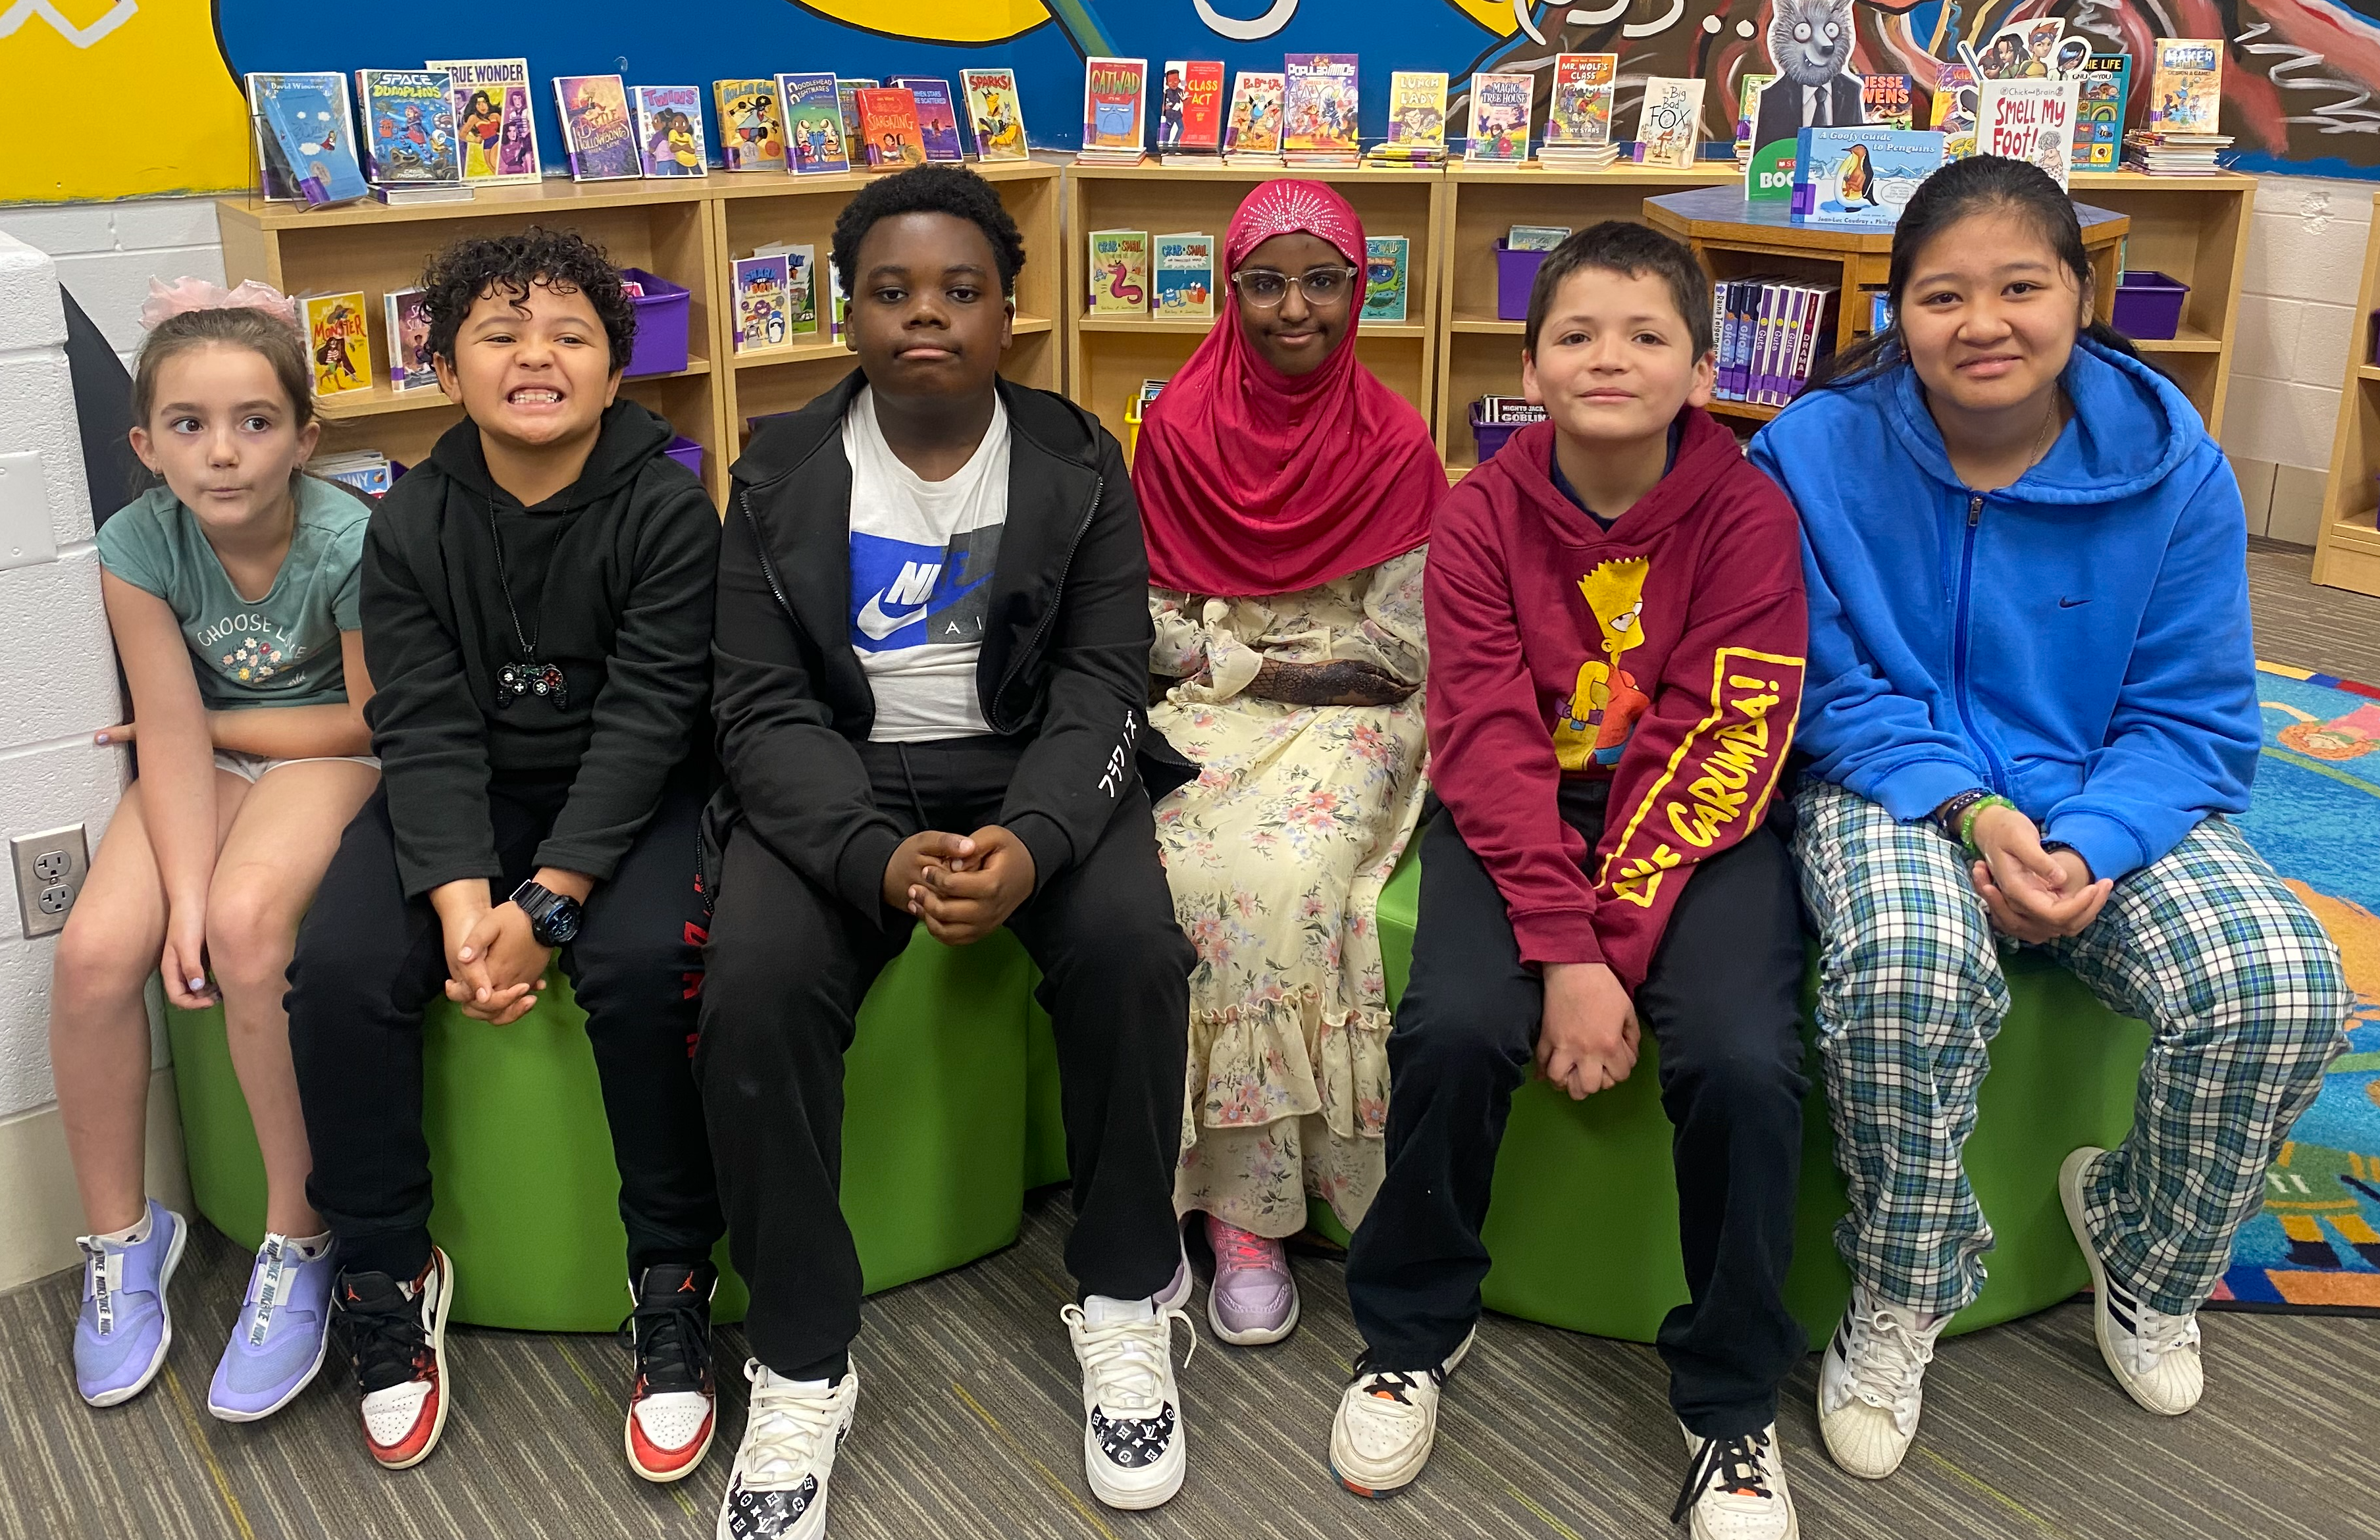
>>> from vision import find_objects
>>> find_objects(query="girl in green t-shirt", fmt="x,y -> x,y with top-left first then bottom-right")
56,284 -> 379,1424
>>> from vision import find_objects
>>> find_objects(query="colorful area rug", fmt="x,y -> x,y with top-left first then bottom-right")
2213,664 -> 2380,1313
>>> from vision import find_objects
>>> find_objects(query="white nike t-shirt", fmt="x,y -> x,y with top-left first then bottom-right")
843,386 -> 1009,742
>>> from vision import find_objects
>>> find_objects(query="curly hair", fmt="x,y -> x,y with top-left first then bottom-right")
831,163 -> 1026,299
419,225 -> 636,372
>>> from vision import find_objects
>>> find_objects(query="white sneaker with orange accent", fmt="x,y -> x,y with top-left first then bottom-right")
1327,1325 -> 1476,1498
622,1262 -> 719,1481
334,1248 -> 454,1471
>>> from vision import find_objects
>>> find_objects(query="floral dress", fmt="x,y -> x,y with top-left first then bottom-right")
1149,548 -> 1430,1237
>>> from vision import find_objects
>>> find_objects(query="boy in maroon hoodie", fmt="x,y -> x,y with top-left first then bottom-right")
1329,223 -> 1810,1540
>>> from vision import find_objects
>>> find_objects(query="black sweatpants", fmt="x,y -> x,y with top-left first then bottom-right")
288,763 -> 724,1283
1344,785 -> 1809,1437
698,737 -> 1193,1379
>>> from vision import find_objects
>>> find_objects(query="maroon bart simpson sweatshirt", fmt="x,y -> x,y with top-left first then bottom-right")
1424,408 -> 1808,988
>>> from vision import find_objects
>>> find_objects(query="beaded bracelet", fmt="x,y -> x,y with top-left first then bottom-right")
1957,794 -> 2019,861
1932,788 -> 1992,845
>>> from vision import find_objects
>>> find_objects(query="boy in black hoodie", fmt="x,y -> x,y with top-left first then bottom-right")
700,165 -> 1196,1537
286,229 -> 725,1479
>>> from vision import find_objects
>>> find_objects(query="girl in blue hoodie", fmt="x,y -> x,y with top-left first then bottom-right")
1751,157 -> 2348,1482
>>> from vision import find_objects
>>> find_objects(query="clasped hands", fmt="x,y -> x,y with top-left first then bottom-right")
1961,802 -> 2113,944
430,869 -> 590,1025
883,825 -> 1037,945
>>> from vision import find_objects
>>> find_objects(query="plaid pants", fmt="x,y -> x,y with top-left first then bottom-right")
1793,781 -> 2349,1316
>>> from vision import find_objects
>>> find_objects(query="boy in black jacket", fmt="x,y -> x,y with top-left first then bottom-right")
286,229 -> 724,1480
701,165 -> 1197,1537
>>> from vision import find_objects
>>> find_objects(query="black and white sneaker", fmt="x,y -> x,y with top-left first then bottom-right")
715,1360 -> 858,1540
2061,1146 -> 2204,1415
1328,1326 -> 1476,1498
1062,1296 -> 1195,1510
1673,1422 -> 1798,1540
621,1262 -> 717,1482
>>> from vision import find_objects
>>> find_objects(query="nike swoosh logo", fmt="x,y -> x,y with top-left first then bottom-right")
2058,596 -> 2090,609
856,592 -> 927,639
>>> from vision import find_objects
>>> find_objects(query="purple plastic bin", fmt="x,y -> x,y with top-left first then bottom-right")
1496,240 -> 1550,322
619,267 -> 692,377
663,436 -> 703,480
1470,402 -> 1522,464
2111,269 -> 2187,342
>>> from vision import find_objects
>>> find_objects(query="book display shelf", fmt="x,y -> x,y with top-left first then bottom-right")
2312,193 -> 2380,597
2069,169 -> 2256,434
1434,163 -> 1736,480
1645,184 -> 2129,428
1063,163 -> 1445,457
713,157 -> 1062,461
218,180 -> 723,500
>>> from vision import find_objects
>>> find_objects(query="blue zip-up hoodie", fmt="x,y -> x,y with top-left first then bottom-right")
1747,338 -> 2256,883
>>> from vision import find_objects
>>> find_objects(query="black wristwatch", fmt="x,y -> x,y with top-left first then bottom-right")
509,880 -> 583,948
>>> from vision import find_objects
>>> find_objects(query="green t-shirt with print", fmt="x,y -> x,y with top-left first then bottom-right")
96,476 -> 369,710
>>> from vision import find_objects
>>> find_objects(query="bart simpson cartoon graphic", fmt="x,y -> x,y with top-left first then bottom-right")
1553,555 -> 1653,771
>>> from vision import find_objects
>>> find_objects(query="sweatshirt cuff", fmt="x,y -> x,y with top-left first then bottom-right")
1004,811 -> 1075,894
531,836 -> 622,885
1868,759 -> 1992,824
1511,906 -> 1604,969
835,823 -> 905,920
2043,810 -> 2147,885
397,858 -> 505,903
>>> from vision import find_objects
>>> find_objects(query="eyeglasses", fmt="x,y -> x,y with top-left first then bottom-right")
1231,266 -> 1358,307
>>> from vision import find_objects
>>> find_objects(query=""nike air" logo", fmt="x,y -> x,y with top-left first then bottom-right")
856,559 -> 944,639
855,593 -> 927,639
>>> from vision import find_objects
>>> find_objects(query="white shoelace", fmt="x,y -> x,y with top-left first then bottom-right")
738,1364 -> 846,1489
1842,1308 -> 1935,1415
2127,1297 -> 2202,1360
1063,1305 -> 1195,1416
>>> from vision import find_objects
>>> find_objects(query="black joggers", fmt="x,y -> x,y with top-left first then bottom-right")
288,763 -> 724,1283
698,737 -> 1193,1380
1344,786 -> 1810,1438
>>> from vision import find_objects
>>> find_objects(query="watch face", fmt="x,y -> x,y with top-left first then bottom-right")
543,898 -> 582,944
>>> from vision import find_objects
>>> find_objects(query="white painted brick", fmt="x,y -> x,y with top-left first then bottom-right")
2268,463 -> 2329,546
0,353 -> 97,546
2223,379 -> 2343,470
2241,212 -> 2369,306
2231,295 -> 2302,382
2260,174 -> 2374,224
0,237 -> 66,353
0,553 -> 119,746
109,198 -> 222,253
0,744 -> 126,1119
2297,302 -> 2359,390
0,205 -> 116,258
53,247 -> 226,355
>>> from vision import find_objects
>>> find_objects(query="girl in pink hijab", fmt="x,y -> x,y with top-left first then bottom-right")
1137,180 -> 1444,1347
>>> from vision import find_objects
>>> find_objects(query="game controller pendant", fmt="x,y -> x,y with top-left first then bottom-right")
496,660 -> 569,709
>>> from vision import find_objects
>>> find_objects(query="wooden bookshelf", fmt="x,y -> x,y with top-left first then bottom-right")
713,157 -> 1062,467
1435,163 -> 1738,480
2069,169 -> 2256,433
2313,193 -> 2380,596
1063,162 -> 1447,458
217,160 -> 1064,508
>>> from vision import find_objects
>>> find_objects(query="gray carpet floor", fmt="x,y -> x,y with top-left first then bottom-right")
5,538 -> 2377,1540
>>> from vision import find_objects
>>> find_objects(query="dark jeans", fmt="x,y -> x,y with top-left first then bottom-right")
698,737 -> 1193,1379
288,765 -> 724,1283
1345,786 -> 1809,1437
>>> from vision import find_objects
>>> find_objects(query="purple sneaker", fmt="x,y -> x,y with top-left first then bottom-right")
1204,1216 -> 1298,1346
72,1200 -> 187,1407
208,1233 -> 337,1422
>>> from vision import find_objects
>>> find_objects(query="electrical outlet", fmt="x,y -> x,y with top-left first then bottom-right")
12,825 -> 88,939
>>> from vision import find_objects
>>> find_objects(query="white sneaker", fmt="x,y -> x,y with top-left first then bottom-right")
1673,1422 -> 1798,1540
715,1361 -> 858,1540
1328,1326 -> 1476,1498
1062,1296 -> 1195,1510
1817,1283 -> 1947,1479
2060,1146 -> 2205,1416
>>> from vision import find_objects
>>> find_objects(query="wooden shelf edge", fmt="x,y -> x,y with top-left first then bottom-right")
315,358 -> 712,420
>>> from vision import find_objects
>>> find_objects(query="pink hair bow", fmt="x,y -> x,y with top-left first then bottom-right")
138,276 -> 301,332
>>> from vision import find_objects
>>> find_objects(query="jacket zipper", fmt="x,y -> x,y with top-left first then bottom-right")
739,492 -> 799,625
1950,492 -> 2009,795
987,472 -> 1102,734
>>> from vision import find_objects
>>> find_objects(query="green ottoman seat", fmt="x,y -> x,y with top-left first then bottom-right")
168,927 -> 1038,1331
1341,841 -> 2152,1346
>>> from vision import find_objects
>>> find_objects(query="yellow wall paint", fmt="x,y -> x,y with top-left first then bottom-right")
0,0 -> 249,201
792,0 -> 1051,45
1443,0 -> 1519,37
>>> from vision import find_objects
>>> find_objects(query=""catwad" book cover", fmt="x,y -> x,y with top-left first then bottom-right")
554,74 -> 640,180
714,79 -> 786,171
632,86 -> 709,176
1466,71 -> 1533,163
960,67 -> 1030,161
1283,53 -> 1358,160
780,74 -> 850,174
305,292 -> 371,396
1152,232 -> 1215,319
1080,57 -> 1149,162
889,76 -> 966,162
1089,230 -> 1149,314
856,88 -> 927,170
428,57 -> 539,182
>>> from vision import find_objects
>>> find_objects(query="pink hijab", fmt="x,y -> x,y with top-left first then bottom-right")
1133,180 -> 1443,597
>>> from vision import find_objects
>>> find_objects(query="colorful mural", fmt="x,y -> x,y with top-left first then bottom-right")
3,0 -> 2379,202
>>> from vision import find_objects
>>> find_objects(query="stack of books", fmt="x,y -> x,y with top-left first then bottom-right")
1539,53 -> 1620,168
1713,277 -> 1840,408
1539,140 -> 1620,168
1157,60 -> 1226,167
1224,70 -> 1286,167
1366,70 -> 1447,167
313,450 -> 394,497
2121,130 -> 2229,174
1283,53 -> 1360,168
2126,38 -> 2227,174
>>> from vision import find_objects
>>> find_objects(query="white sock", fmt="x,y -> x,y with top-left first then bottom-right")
284,1231 -> 334,1262
1081,1293 -> 1156,1325
91,1210 -> 153,1248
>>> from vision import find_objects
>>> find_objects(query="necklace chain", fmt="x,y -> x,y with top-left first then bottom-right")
485,498 -> 540,661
